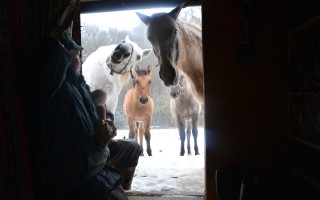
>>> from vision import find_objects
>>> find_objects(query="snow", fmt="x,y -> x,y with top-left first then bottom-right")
114,128 -> 205,197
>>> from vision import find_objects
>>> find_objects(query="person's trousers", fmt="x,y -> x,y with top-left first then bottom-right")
108,139 -> 142,191
63,139 -> 141,200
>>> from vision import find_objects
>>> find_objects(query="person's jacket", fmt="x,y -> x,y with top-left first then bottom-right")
37,36 -> 121,192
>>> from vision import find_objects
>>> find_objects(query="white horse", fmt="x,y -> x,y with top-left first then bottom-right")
82,36 -> 151,114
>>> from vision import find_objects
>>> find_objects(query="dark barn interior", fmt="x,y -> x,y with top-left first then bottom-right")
1,0 -> 320,199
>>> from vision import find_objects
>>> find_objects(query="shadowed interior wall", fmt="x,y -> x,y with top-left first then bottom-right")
203,0 -> 287,199
0,0 -> 288,199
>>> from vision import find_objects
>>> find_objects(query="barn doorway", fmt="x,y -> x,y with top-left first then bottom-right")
80,5 -> 205,199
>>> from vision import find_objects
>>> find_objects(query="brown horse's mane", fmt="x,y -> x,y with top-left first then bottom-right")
176,20 -> 204,107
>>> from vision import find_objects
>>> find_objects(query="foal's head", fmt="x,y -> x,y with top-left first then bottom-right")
136,4 -> 184,87
133,65 -> 152,105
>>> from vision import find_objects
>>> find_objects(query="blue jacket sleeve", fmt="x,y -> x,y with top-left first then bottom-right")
39,37 -> 70,104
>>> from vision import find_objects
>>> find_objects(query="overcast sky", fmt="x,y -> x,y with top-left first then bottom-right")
81,7 -> 174,31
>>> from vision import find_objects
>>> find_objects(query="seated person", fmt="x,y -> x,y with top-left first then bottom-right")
36,31 -> 141,200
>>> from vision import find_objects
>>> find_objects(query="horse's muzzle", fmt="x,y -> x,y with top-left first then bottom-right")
170,91 -> 179,98
139,97 -> 149,105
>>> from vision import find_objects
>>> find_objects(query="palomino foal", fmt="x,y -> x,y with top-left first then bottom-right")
123,65 -> 153,156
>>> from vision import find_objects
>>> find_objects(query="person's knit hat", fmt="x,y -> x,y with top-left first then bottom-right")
60,32 -> 83,51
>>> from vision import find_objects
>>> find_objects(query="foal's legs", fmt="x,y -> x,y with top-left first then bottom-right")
137,121 -> 145,156
144,119 -> 152,156
131,121 -> 144,156
128,118 -> 135,139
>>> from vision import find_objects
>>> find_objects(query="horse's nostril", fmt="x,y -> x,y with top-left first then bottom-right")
112,52 -> 121,60
140,97 -> 148,104
123,53 -> 130,58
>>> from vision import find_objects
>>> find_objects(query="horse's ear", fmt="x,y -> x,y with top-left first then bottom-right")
136,12 -> 151,25
147,65 -> 152,75
142,49 -> 152,59
135,65 -> 140,75
124,35 -> 131,43
169,3 -> 184,19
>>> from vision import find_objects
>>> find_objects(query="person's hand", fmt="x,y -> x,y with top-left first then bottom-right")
95,118 -> 117,148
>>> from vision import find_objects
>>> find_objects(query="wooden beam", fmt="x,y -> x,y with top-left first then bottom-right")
80,0 -> 201,13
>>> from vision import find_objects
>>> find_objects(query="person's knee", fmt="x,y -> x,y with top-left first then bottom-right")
127,139 -> 142,157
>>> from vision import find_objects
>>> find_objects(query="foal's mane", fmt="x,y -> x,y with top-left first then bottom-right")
132,69 -> 149,87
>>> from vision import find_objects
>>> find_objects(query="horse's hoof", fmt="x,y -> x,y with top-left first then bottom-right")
195,152 -> 200,155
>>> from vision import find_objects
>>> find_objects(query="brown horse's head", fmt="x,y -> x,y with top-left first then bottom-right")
134,65 -> 152,105
136,4 -> 184,87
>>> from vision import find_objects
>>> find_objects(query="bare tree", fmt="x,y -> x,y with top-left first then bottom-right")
81,23 -> 130,61
179,6 -> 202,26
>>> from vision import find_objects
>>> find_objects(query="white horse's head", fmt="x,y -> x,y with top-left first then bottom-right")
107,35 -> 152,77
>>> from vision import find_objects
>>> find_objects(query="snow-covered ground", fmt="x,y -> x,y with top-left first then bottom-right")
114,128 -> 205,197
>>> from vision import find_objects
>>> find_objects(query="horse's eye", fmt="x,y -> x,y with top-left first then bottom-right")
136,55 -> 141,61
153,48 -> 158,56
136,80 -> 140,84
172,29 -> 177,35
168,29 -> 177,37
148,80 -> 151,84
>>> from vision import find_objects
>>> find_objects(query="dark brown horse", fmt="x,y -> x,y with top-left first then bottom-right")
123,65 -> 153,156
136,4 -> 204,108
170,74 -> 201,156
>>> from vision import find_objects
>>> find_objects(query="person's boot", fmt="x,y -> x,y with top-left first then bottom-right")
119,166 -> 136,190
